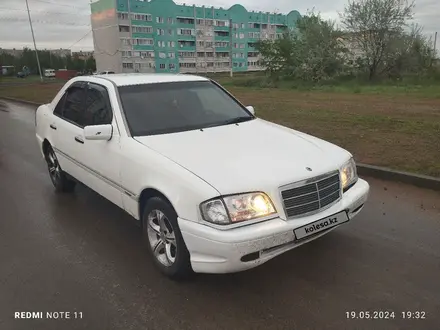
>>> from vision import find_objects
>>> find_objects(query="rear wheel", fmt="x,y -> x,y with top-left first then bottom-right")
44,145 -> 76,193
142,197 -> 192,279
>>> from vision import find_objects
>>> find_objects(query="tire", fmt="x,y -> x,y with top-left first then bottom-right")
142,197 -> 193,280
44,145 -> 76,193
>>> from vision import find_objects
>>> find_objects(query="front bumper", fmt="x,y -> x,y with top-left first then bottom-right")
179,178 -> 370,274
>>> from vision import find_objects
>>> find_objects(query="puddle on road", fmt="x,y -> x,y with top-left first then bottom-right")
0,101 -> 10,112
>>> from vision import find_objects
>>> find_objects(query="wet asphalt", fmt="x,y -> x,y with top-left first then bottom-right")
0,100 -> 439,330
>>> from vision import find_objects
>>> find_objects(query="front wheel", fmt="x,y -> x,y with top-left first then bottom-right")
142,197 -> 192,279
44,145 -> 76,193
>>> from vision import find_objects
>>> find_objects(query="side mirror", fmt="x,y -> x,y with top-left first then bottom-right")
246,105 -> 255,115
84,124 -> 113,141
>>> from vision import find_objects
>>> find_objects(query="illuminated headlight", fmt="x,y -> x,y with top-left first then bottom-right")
200,192 -> 277,225
340,157 -> 358,191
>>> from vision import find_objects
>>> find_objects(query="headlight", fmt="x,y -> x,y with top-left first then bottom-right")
340,157 -> 358,191
200,192 -> 276,225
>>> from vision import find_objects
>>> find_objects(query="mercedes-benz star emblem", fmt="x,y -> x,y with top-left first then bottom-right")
306,167 -> 312,171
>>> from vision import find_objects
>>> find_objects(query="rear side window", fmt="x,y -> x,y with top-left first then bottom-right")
53,93 -> 67,116
83,84 -> 113,126
63,86 -> 86,127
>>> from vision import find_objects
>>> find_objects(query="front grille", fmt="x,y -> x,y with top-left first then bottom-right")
281,172 -> 341,218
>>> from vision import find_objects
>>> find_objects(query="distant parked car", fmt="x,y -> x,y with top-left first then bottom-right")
44,69 -> 56,78
99,71 -> 115,75
35,73 -> 370,279
16,71 -> 28,78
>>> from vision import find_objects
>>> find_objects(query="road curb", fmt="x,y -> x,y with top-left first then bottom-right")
1,96 -> 439,191
357,164 -> 440,192
0,96 -> 41,107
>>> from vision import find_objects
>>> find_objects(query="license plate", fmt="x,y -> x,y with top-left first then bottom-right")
294,211 -> 349,240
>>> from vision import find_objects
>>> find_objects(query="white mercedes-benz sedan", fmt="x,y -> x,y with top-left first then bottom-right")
35,73 -> 370,279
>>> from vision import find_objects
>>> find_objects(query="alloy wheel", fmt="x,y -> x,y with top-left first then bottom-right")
46,149 -> 61,185
146,209 -> 177,267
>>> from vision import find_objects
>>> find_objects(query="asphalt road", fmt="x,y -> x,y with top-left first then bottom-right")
1,100 -> 439,330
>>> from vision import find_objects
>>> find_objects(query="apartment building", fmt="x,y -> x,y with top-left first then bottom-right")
91,0 -> 301,74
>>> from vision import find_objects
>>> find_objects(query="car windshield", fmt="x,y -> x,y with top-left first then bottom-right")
118,81 -> 254,136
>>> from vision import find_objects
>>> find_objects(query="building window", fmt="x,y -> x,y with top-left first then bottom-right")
167,41 -> 175,47
159,64 -> 165,69
177,28 -> 194,36
118,12 -> 129,20
179,63 -> 196,68
233,23 -> 239,29
167,17 -> 174,24
168,29 -> 173,36
176,18 -> 195,24
197,52 -> 205,58
239,33 -> 245,39
214,41 -> 229,48
169,63 -> 175,69
132,38 -> 154,46
156,17 -> 164,23
241,23 -> 245,29
157,29 -> 165,36
132,26 -> 153,33
121,50 -> 132,57
159,52 -> 166,59
140,51 -> 155,58
206,52 -> 214,57
119,25 -> 130,32
196,19 -> 204,25
215,20 -> 228,27
157,41 -> 165,47
132,14 -> 152,21
197,41 -> 204,47
179,51 -> 195,57
123,62 -> 133,69
205,42 -> 213,48
240,43 -> 245,49
120,38 -> 131,46
168,52 -> 175,58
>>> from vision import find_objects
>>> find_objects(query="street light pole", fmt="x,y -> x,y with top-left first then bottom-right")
25,0 -> 43,82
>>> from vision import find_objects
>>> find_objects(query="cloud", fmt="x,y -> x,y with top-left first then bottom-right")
0,0 -> 438,51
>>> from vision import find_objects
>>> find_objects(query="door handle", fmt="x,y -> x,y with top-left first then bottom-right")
50,124 -> 57,130
74,136 -> 84,144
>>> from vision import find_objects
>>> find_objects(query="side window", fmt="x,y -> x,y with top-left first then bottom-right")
83,84 -> 113,126
53,93 -> 67,116
63,86 -> 86,127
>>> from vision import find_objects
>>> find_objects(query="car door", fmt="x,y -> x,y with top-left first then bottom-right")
74,82 -> 124,209
52,82 -> 88,182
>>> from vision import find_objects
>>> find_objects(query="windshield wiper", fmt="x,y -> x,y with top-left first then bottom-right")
204,116 -> 254,129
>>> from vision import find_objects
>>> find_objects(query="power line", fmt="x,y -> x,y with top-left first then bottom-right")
68,30 -> 93,49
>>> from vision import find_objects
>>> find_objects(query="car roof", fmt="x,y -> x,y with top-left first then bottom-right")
90,73 -> 210,87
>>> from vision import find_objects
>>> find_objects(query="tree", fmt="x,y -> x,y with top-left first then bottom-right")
340,0 -> 415,80
256,12 -> 347,82
85,56 -> 96,72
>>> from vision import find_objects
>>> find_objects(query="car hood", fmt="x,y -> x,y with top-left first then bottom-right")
134,119 -> 351,195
